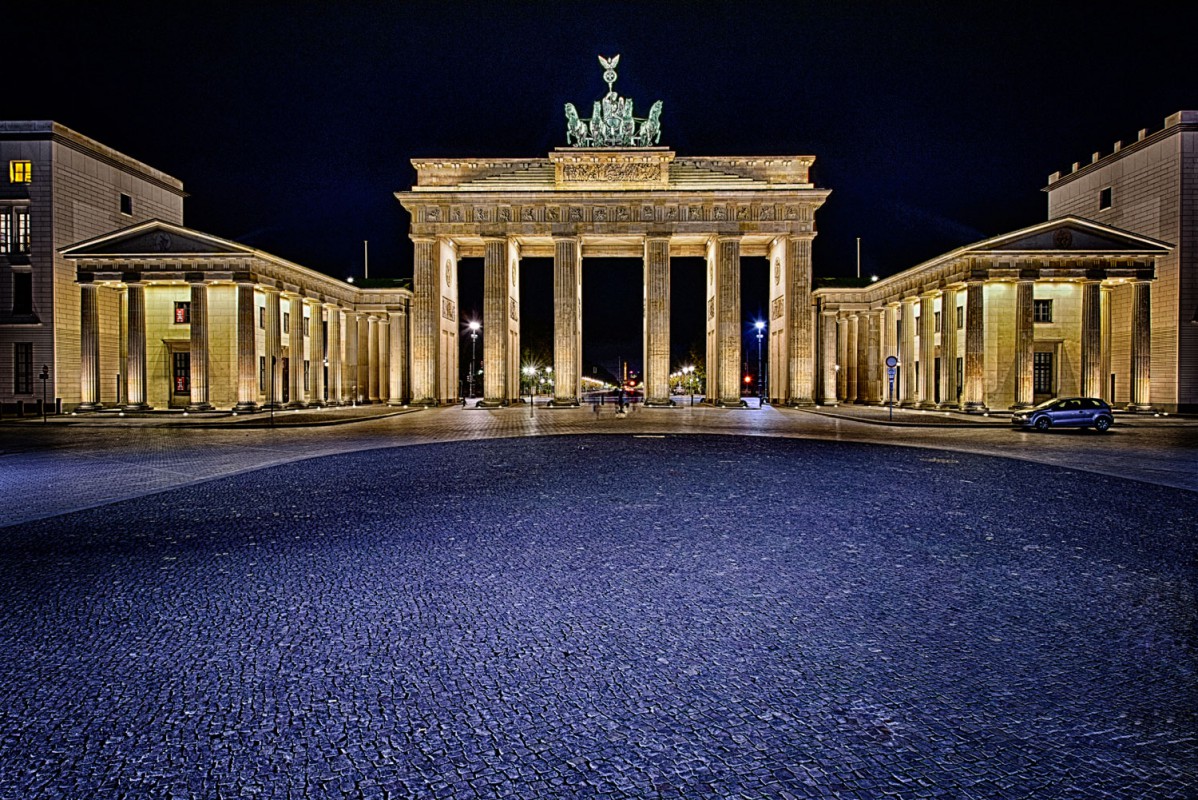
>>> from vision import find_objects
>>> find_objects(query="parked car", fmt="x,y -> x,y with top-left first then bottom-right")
1011,397 -> 1114,432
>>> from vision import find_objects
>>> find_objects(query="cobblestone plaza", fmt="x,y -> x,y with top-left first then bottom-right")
1,419 -> 1195,798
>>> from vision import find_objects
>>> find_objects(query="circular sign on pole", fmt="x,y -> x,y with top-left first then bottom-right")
885,355 -> 899,368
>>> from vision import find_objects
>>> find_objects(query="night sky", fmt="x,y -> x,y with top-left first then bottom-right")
13,2 -> 1191,379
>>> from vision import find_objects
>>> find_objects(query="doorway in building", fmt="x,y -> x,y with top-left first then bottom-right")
171,351 -> 190,408
1034,350 -> 1055,401
282,358 -> 290,405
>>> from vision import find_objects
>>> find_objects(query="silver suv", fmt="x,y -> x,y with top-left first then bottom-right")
1011,397 -> 1114,432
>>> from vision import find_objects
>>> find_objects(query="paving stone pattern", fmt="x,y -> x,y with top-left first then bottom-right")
0,435 -> 1194,799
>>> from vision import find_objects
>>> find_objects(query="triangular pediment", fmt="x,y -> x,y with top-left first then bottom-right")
974,217 -> 1171,254
61,220 -> 253,258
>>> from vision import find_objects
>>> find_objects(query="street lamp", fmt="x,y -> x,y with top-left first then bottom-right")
467,321 -> 480,399
523,365 -> 536,417
755,320 -> 766,405
39,364 -> 49,422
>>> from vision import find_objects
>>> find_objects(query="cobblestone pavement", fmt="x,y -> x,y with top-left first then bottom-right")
0,436 -> 1194,799
1,403 -> 1196,527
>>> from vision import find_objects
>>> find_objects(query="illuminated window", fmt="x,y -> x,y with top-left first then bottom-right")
14,207 -> 29,252
173,352 -> 190,394
0,208 -> 10,253
8,161 -> 31,183
13,343 -> 33,394
120,194 -> 132,215
1034,299 -> 1053,323
1099,187 -> 1112,210
174,301 -> 191,324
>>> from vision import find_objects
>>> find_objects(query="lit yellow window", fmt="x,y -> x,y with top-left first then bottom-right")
9,161 -> 32,183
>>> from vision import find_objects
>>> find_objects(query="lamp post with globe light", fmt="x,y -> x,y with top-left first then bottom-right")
467,321 -> 480,399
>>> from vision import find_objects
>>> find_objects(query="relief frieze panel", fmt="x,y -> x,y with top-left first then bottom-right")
772,296 -> 784,320
759,205 -> 775,221
442,297 -> 456,321
509,297 -> 519,322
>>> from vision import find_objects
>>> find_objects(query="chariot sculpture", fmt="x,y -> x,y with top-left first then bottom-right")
564,55 -> 663,148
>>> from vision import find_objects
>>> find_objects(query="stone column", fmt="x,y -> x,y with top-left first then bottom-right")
1080,280 -> 1103,399
862,310 -> 882,404
187,278 -> 213,411
854,312 -> 870,402
940,288 -> 959,408
962,280 -> 986,412
388,309 -> 405,405
552,236 -> 583,406
1100,285 -> 1113,402
325,305 -> 342,405
714,236 -> 742,406
884,303 -> 899,406
287,294 -> 306,408
409,238 -> 438,405
343,311 -> 360,403
377,314 -> 390,403
358,310 -> 370,403
918,292 -> 937,408
900,298 -> 917,405
643,236 -> 671,406
308,299 -> 325,406
786,236 -> 816,405
1012,279 -> 1034,409
820,309 -> 838,405
234,280 -> 258,412
124,280 -> 151,410
1129,280 -> 1153,411
78,281 -> 102,411
846,314 -> 859,403
367,314 -> 380,402
836,315 -> 848,401
481,238 -> 511,406
264,288 -> 283,409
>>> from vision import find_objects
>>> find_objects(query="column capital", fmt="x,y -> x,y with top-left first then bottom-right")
410,235 -> 437,245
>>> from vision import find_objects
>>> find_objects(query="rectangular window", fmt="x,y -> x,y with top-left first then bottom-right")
259,355 -> 266,391
258,306 -> 265,329
173,351 -> 190,394
934,311 -> 942,333
957,306 -> 964,329
120,193 -> 132,215
174,301 -> 191,324
8,161 -> 31,183
303,316 -> 309,337
0,208 -> 10,253
304,360 -> 310,391
1099,187 -> 1112,210
13,343 -> 32,394
1034,351 -> 1054,394
14,207 -> 29,252
13,272 -> 32,315
956,357 -> 963,399
1033,299 -> 1053,323
283,311 -> 290,331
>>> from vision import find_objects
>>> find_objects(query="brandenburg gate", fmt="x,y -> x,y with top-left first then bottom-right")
397,56 -> 830,407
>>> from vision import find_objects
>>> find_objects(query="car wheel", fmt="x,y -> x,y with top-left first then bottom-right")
1034,416 -> 1051,431
1094,416 -> 1111,432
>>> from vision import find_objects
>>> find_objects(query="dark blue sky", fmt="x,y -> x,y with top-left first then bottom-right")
13,2 -> 1191,374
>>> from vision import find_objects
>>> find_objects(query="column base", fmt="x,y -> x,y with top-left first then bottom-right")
916,401 -> 940,410
261,402 -> 284,411
307,401 -> 326,409
285,401 -> 307,409
788,399 -> 817,407
122,403 -> 152,412
715,399 -> 749,408
233,402 -> 259,413
1009,403 -> 1034,411
643,398 -> 675,407
548,399 -> 581,408
75,403 -> 104,413
937,402 -> 960,411
324,400 -> 342,407
1126,403 -> 1155,413
962,402 -> 989,414
186,402 -> 215,412
386,399 -> 408,407
476,399 -> 510,409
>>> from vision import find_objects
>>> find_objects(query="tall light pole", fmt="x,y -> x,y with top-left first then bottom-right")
755,320 -> 766,404
468,321 -> 480,399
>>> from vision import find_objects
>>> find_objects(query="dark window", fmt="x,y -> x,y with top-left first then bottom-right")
259,306 -> 265,329
174,301 -> 191,324
303,360 -> 310,391
303,315 -> 309,337
13,272 -> 32,315
1099,187 -> 1112,210
934,311 -> 942,333
1033,299 -> 1053,323
956,306 -> 964,329
1034,351 -> 1054,394
173,351 -> 190,394
955,357 -> 963,399
259,355 -> 266,391
13,342 -> 32,394
120,193 -> 132,215
283,311 -> 290,331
